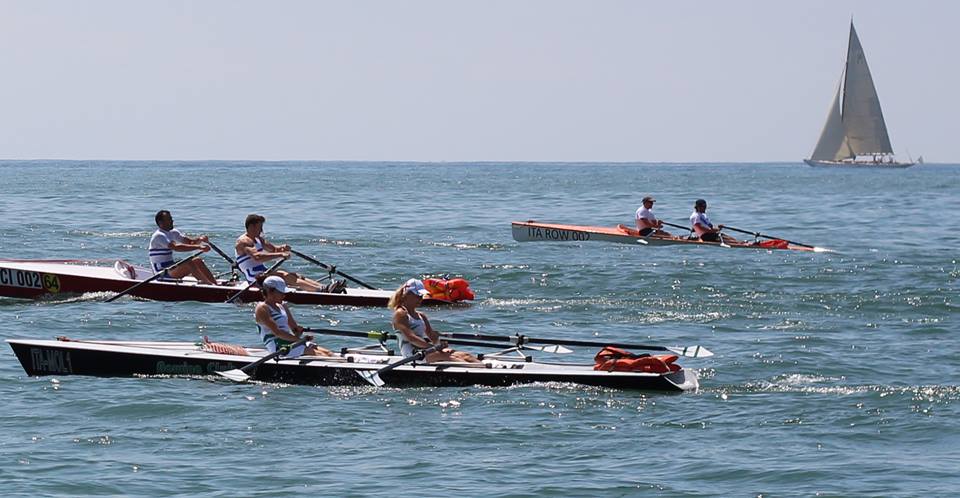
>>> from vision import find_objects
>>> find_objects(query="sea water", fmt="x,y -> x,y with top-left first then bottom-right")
0,161 -> 957,496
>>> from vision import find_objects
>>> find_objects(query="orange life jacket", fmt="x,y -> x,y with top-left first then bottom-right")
757,239 -> 789,249
422,277 -> 475,302
593,346 -> 680,373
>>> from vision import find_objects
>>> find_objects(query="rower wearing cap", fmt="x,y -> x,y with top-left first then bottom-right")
635,196 -> 670,236
255,276 -> 334,358
689,199 -> 736,244
235,213 -> 325,292
148,210 -> 217,284
389,278 -> 482,364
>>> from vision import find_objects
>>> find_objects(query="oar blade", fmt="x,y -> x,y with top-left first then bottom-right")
357,369 -> 385,387
667,345 -> 713,358
215,369 -> 251,382
636,239 -> 649,245
538,344 -> 573,354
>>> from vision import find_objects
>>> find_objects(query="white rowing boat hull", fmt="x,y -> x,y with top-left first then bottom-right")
8,338 -> 699,392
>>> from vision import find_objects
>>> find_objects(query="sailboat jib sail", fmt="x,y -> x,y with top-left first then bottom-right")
805,21 -> 914,168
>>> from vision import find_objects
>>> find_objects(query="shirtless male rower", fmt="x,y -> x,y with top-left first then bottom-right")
235,214 -> 324,292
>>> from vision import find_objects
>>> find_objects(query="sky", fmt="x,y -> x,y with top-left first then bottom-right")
1,1 -> 956,162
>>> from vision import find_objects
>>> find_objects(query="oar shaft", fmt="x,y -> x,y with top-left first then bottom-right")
206,240 -> 237,268
722,225 -> 816,249
225,257 -> 287,303
106,251 -> 204,302
242,338 -> 310,374
661,221 -> 692,232
304,327 -> 393,342
440,331 -> 672,354
372,344 -> 442,375
290,249 -> 378,290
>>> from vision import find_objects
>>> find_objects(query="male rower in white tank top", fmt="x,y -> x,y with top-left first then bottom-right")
235,213 -> 325,292
635,196 -> 671,236
148,210 -> 217,284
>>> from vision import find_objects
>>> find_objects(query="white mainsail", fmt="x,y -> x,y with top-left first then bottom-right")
809,21 -> 896,162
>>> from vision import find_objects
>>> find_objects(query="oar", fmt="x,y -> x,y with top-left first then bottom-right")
438,332 -> 573,354
436,331 -> 712,358
661,221 -> 693,234
106,251 -> 205,303
225,257 -> 288,303
216,338 -> 309,382
290,249 -> 378,290
358,344 -> 443,387
721,225 -> 831,252
206,240 -> 239,272
302,327 -> 572,354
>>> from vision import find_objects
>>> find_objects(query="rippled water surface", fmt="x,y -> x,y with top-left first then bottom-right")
1,161 -> 958,496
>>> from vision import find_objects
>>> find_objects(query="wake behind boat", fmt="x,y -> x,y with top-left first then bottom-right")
805,21 -> 915,168
0,259 -> 470,307
512,221 -> 829,252
7,337 -> 700,392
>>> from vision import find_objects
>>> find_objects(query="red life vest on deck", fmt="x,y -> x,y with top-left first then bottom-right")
757,239 -> 789,249
593,346 -> 680,373
422,277 -> 475,302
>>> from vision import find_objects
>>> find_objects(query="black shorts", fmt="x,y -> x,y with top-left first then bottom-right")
699,232 -> 721,242
638,227 -> 654,236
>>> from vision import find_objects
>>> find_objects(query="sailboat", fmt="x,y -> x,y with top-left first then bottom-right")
805,21 -> 915,168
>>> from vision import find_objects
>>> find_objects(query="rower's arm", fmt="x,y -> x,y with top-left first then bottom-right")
284,304 -> 304,334
421,314 -> 441,344
168,240 -> 208,252
239,240 -> 285,263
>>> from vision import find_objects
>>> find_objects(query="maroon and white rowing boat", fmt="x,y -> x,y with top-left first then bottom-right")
0,259 -> 470,307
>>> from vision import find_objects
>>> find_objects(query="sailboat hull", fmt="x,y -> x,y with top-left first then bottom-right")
804,159 -> 915,169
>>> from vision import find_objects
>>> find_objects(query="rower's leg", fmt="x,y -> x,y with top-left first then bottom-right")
194,260 -> 218,285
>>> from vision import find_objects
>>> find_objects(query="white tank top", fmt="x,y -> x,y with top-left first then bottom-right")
396,311 -> 429,357
256,303 -> 291,352
236,237 -> 268,282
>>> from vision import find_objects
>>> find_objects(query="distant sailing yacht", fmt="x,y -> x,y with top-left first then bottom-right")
805,21 -> 915,168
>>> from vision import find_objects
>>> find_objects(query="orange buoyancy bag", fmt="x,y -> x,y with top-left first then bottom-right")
422,277 -> 475,302
593,346 -> 680,373
757,239 -> 789,249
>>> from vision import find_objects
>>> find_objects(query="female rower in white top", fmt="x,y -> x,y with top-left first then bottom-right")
236,213 -> 325,292
635,196 -> 671,236
255,276 -> 334,358
389,278 -> 482,364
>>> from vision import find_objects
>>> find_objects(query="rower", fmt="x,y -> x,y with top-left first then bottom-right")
635,196 -> 671,236
255,276 -> 334,358
689,199 -> 736,244
148,210 -> 217,284
235,213 -> 324,292
389,278 -> 482,364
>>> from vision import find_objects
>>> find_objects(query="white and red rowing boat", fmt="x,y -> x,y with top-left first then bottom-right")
0,259 -> 469,306
512,220 -> 829,252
